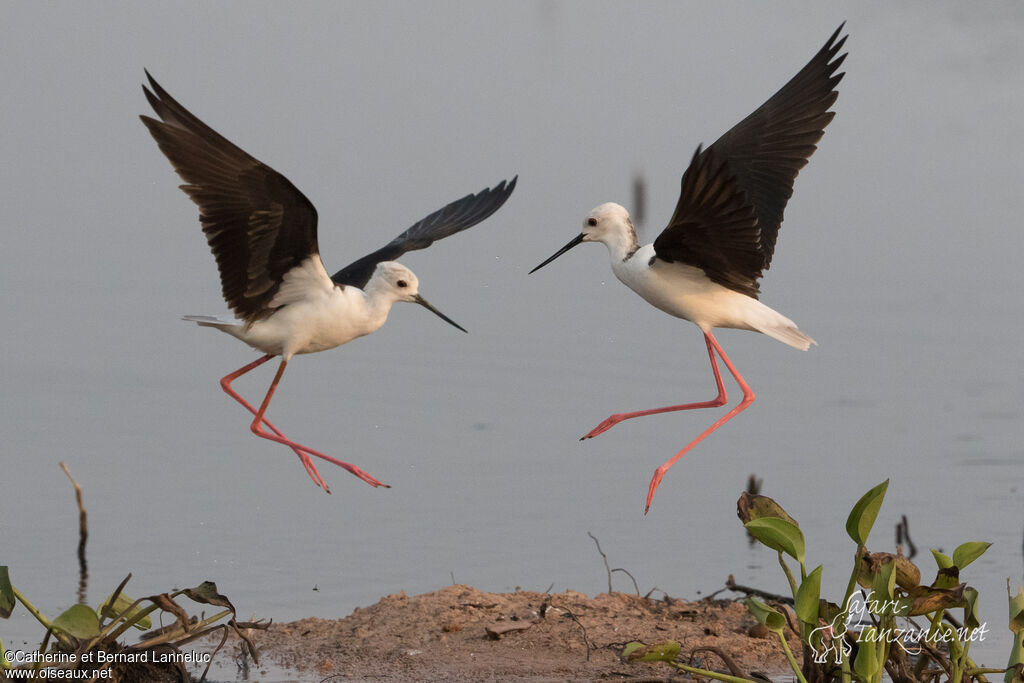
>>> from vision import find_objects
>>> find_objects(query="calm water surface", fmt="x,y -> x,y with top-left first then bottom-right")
2,2 -> 1022,673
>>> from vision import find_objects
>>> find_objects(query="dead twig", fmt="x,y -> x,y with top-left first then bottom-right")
689,645 -> 750,679
60,462 -> 88,604
701,587 -> 728,601
588,532 -> 640,595
896,514 -> 917,559
588,532 -> 613,593
611,568 -> 640,597
549,600 -> 591,661
725,575 -> 794,605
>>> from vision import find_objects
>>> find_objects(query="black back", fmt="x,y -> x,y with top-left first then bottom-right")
654,25 -> 847,299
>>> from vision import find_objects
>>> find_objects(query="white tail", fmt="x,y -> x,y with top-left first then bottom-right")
760,322 -> 816,350
182,314 -> 239,330
738,299 -> 817,350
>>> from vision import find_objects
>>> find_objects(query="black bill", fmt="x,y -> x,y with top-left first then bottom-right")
529,233 -> 585,274
414,294 -> 467,333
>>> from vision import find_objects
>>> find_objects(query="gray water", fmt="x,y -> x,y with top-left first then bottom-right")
2,1 -> 1022,674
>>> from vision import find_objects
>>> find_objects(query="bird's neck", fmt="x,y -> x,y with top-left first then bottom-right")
599,223 -> 640,263
360,282 -> 398,329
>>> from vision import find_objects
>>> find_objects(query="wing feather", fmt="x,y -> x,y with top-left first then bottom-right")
140,71 -> 325,323
331,177 -> 517,289
654,25 -> 847,298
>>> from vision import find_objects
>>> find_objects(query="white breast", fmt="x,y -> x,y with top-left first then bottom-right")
610,245 -> 814,350
227,285 -> 387,359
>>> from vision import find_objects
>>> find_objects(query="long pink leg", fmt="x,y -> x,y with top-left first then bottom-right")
220,355 -> 388,490
220,355 -> 331,491
581,332 -> 728,440
645,331 -> 755,514
250,358 -> 389,489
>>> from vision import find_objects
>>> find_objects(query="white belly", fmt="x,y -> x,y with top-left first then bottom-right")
610,245 -> 815,350
200,285 -> 387,359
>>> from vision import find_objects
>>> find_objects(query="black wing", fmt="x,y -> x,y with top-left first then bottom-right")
331,177 -> 517,289
140,71 -> 322,323
654,24 -> 847,299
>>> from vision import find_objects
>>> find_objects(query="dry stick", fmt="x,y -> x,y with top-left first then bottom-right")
587,532 -> 640,595
725,575 -> 794,605
552,601 -> 590,661
896,514 -> 917,559
611,568 -> 641,597
689,646 -> 749,679
60,463 -> 88,605
588,532 -> 613,593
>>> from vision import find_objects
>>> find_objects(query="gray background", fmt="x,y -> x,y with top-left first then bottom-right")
2,1 -> 1022,667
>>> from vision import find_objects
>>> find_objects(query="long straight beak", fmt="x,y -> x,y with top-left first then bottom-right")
529,233 -> 585,274
413,294 -> 467,333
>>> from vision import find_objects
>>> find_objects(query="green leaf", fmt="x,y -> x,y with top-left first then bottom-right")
845,480 -> 888,546
1009,583 -> 1024,634
51,604 -> 100,640
745,597 -> 786,634
621,641 -> 645,660
745,517 -> 805,564
952,542 -> 991,570
99,592 -> 152,630
182,581 -> 234,611
931,549 -> 953,570
623,640 -> 681,663
1008,585 -> 1024,683
854,627 -> 881,680
795,566 -> 823,625
818,599 -> 843,627
736,492 -> 799,526
932,566 -> 961,591
1007,646 -> 1024,683
963,587 -> 980,631
871,559 -> 896,603
0,567 -> 14,619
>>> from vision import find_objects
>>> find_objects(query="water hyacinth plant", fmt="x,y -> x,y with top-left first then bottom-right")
739,480 -> 1023,683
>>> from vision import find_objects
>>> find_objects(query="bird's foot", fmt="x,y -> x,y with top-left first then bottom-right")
644,466 -> 668,515
293,444 -> 389,489
296,451 -> 331,494
251,423 -> 388,490
580,414 -> 624,440
344,463 -> 390,489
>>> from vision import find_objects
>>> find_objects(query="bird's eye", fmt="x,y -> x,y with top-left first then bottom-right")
586,217 -> 598,227
396,280 -> 408,288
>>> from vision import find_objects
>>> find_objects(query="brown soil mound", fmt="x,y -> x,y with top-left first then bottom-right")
242,584 -> 797,681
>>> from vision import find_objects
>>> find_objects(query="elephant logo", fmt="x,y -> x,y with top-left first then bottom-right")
809,614 -> 852,665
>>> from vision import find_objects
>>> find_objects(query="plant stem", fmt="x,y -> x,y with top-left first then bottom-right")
778,552 -> 798,598
11,586 -> 74,651
840,547 -> 863,617
671,661 -> 758,683
776,631 -> 809,683
134,609 -> 233,649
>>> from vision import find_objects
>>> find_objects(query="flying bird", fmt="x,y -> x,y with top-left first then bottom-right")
141,72 -> 516,493
530,26 -> 846,512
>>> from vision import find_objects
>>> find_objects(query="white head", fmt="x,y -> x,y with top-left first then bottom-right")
582,202 -> 633,243
529,202 -> 637,273
368,261 -> 466,332
370,261 -> 421,300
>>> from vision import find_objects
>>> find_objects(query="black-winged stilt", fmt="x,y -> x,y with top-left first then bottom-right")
531,26 -> 847,513
141,72 -> 516,493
